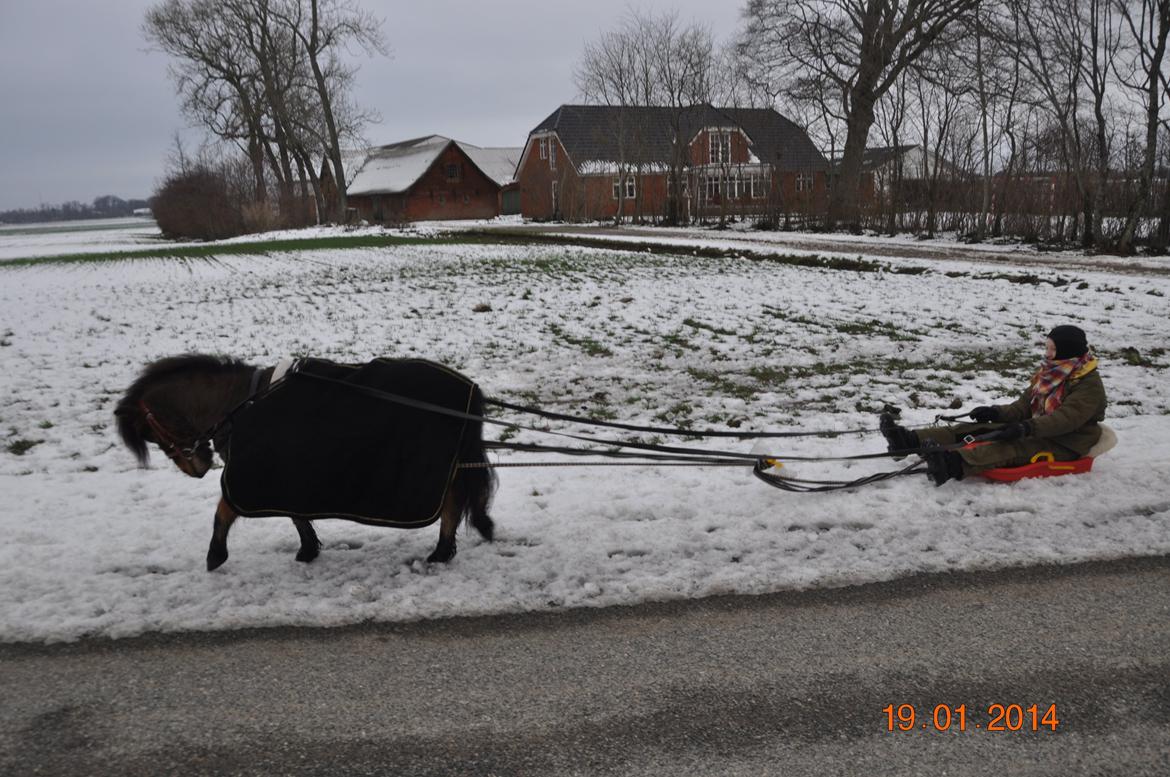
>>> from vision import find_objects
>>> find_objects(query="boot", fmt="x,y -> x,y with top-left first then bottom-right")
880,411 -> 920,457
921,440 -> 965,486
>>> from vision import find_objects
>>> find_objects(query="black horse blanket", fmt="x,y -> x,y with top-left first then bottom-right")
221,358 -> 476,528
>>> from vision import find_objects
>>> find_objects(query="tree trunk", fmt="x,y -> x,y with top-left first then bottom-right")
1118,11 -> 1169,254
307,0 -> 347,223
827,100 -> 876,230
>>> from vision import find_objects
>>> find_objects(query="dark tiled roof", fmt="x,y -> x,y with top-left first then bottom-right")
531,104 -> 828,172
860,145 -> 917,169
829,145 -> 918,172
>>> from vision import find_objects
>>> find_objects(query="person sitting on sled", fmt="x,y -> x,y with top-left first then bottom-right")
880,324 -> 1108,486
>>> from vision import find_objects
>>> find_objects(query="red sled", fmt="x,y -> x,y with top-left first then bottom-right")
982,454 -> 1094,482
980,425 -> 1116,482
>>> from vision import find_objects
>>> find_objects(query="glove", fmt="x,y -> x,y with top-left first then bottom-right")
997,421 -> 1032,441
970,406 -> 1000,423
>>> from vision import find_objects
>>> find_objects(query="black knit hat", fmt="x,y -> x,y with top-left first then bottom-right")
1047,325 -> 1089,360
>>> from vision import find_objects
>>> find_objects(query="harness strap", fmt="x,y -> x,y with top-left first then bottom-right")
294,370 -> 965,464
486,397 -> 875,439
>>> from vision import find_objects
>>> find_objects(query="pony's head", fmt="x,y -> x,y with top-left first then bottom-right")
115,354 -> 250,478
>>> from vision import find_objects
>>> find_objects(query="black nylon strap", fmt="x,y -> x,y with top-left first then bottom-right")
486,397 -> 875,439
293,371 -> 963,464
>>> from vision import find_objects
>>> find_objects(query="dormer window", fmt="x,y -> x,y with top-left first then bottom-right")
709,131 -> 731,164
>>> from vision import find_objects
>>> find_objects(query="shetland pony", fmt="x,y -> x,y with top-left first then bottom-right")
115,355 -> 495,570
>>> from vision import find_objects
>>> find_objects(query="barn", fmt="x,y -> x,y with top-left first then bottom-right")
331,136 -> 521,223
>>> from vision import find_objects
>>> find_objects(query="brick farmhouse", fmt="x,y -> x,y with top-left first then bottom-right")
516,104 -> 831,222
324,136 -> 521,223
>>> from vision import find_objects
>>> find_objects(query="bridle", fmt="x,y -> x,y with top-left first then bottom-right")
139,399 -> 206,468
136,368 -> 266,471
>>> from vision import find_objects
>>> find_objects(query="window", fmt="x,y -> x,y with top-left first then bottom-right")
612,174 -> 636,199
704,175 -> 721,200
551,180 -> 558,212
549,139 -> 556,170
446,163 -> 462,182
750,173 -> 767,199
709,131 -> 731,164
539,138 -> 547,160
796,172 -> 814,192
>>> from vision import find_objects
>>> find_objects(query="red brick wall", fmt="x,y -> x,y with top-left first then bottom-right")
517,134 -> 577,219
349,143 -> 501,223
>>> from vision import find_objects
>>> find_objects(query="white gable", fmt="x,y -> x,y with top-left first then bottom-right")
342,136 -> 523,195
459,144 -> 521,186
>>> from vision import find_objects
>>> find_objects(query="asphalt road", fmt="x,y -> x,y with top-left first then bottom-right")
3,556 -> 1169,776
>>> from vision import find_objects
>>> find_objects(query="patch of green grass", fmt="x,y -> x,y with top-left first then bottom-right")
546,323 -> 613,357
682,317 -> 739,337
0,234 -> 481,267
687,368 -> 757,400
833,319 -> 919,341
7,438 -> 42,456
654,401 -> 695,428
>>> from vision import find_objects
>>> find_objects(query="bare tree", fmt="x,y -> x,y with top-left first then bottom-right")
574,9 -> 717,225
145,0 -> 385,226
1113,0 -> 1170,252
272,0 -> 385,222
145,0 -> 271,203
741,0 -> 979,229
1007,0 -> 1120,246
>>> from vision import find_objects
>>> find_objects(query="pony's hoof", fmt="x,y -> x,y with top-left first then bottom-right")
471,514 -> 495,542
426,541 -> 456,564
295,545 -> 319,563
207,543 -> 228,571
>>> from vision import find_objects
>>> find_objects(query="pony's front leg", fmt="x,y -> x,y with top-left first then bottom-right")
207,497 -> 237,571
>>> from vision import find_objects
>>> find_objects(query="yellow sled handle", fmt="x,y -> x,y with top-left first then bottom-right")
1030,452 -> 1055,464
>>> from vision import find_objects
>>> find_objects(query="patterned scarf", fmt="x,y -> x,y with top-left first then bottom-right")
1030,352 -> 1096,416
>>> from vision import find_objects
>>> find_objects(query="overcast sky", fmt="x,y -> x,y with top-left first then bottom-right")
0,0 -> 745,212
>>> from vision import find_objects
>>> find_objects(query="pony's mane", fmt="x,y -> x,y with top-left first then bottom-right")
115,354 -> 254,464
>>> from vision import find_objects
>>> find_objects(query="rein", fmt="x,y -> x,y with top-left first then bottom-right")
292,369 -> 968,465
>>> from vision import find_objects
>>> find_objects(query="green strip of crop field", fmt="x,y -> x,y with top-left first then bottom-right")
0,234 -> 481,267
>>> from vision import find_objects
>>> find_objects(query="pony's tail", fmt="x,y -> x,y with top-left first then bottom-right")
114,397 -> 150,466
457,386 -> 496,541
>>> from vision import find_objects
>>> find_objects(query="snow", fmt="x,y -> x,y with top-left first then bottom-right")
0,217 -> 163,260
1,223 -> 1168,643
461,145 -> 522,186
346,136 -> 523,195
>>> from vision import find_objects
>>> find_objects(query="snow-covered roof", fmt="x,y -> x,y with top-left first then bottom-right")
461,145 -> 521,187
345,135 -> 521,195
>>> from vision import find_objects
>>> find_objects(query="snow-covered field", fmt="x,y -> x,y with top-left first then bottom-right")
2,223 -> 1168,643
0,217 -> 164,260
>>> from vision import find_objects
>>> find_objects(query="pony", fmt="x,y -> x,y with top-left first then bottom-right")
114,354 -> 496,571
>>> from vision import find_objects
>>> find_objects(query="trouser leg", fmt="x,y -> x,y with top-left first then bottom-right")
911,423 -> 1079,475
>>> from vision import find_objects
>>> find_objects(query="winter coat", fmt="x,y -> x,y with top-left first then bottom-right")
996,364 -> 1107,455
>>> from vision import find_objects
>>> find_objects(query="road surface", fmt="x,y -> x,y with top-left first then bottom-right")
2,555 -> 1168,776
